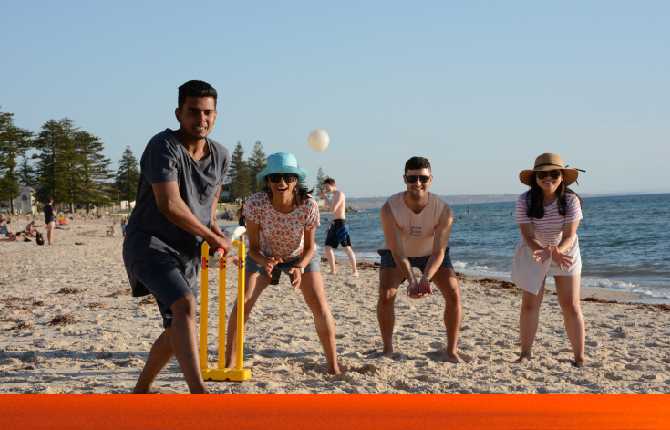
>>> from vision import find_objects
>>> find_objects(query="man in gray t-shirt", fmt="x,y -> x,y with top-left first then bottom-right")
123,80 -> 231,394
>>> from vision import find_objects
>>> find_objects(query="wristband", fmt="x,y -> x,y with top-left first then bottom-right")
293,264 -> 304,275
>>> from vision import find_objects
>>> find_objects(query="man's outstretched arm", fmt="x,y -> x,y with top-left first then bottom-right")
420,205 -> 453,286
153,182 -> 231,255
380,203 -> 417,290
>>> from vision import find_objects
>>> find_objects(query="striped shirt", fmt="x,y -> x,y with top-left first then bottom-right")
515,192 -> 583,246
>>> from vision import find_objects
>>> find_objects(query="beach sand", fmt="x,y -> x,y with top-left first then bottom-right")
1,221 -> 669,394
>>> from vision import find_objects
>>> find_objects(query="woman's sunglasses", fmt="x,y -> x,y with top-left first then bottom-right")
536,170 -> 562,180
267,173 -> 297,183
405,175 -> 431,184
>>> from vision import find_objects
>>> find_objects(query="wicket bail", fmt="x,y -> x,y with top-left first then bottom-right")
199,241 -> 251,382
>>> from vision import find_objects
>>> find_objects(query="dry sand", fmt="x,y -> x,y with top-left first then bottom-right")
1,221 -> 669,394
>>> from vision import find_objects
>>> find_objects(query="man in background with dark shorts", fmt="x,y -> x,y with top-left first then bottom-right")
123,80 -> 232,394
317,178 -> 359,277
377,156 -> 464,362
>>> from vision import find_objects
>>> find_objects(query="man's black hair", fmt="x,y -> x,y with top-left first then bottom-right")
178,80 -> 218,110
324,178 -> 335,185
404,156 -> 431,174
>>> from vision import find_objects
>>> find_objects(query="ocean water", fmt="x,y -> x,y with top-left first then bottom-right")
315,193 -> 670,303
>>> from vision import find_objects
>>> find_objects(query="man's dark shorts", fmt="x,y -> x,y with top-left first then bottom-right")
377,248 -> 454,281
245,252 -> 321,285
325,219 -> 352,249
128,260 -> 196,328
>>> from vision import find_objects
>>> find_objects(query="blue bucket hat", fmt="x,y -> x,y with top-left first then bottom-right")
256,152 -> 308,183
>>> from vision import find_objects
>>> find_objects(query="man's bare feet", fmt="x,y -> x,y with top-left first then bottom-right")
380,350 -> 393,359
327,271 -> 336,276
328,362 -> 347,374
133,385 -> 180,394
515,356 -> 531,363
349,271 -> 359,277
443,353 -> 466,364
572,360 -> 600,368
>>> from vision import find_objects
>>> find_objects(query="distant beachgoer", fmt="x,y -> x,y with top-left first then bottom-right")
510,153 -> 589,367
235,201 -> 246,243
122,80 -> 231,394
121,219 -> 127,237
109,220 -> 118,237
24,221 -> 40,237
44,197 -> 56,245
225,152 -> 341,374
0,219 -> 15,238
318,178 -> 358,277
377,156 -> 464,362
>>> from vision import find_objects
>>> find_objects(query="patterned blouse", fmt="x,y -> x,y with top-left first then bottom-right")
243,191 -> 320,260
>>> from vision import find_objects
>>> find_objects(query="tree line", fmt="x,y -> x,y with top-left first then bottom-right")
0,106 -> 139,215
1,105 -> 331,214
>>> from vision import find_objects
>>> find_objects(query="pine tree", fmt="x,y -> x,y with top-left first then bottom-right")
115,147 -> 140,204
76,131 -> 114,213
17,157 -> 36,186
229,141 -> 250,203
34,119 -> 71,207
0,107 -> 34,215
58,118 -> 82,213
248,141 -> 267,194
314,167 -> 327,194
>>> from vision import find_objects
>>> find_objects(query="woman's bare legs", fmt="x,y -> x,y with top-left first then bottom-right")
225,272 -> 271,368
517,278 -> 545,362
554,274 -> 588,366
46,221 -> 55,245
225,270 -> 340,374
299,272 -> 340,374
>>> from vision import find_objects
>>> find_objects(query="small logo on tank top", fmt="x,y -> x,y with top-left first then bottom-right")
411,225 -> 422,236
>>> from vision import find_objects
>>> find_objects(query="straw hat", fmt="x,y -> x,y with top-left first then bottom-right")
256,152 -> 308,183
519,153 -> 581,186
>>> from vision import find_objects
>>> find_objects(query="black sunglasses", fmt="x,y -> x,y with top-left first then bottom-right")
405,175 -> 431,184
536,170 -> 562,180
267,173 -> 297,183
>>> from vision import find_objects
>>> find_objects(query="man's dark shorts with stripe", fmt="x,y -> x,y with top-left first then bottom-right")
377,248 -> 454,281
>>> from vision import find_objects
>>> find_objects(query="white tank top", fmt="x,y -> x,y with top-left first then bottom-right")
382,192 -> 446,257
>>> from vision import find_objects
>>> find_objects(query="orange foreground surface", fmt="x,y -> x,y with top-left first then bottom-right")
2,394 -> 669,429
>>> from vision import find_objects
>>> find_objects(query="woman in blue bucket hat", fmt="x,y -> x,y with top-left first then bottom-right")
225,152 -> 341,374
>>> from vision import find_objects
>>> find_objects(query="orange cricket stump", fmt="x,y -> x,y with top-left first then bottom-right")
199,241 -> 251,382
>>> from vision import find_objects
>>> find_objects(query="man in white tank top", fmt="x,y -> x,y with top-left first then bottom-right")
377,157 -> 464,362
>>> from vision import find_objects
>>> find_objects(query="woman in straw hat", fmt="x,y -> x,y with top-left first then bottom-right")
511,153 -> 591,367
225,152 -> 341,374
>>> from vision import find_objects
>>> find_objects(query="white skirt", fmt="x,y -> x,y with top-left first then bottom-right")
510,235 -> 582,295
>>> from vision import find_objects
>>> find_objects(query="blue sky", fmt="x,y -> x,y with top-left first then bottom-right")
2,1 -> 668,198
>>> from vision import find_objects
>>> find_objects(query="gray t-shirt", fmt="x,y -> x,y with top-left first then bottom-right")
123,129 -> 230,297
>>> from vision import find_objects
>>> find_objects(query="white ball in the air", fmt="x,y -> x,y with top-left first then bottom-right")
307,130 -> 329,152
